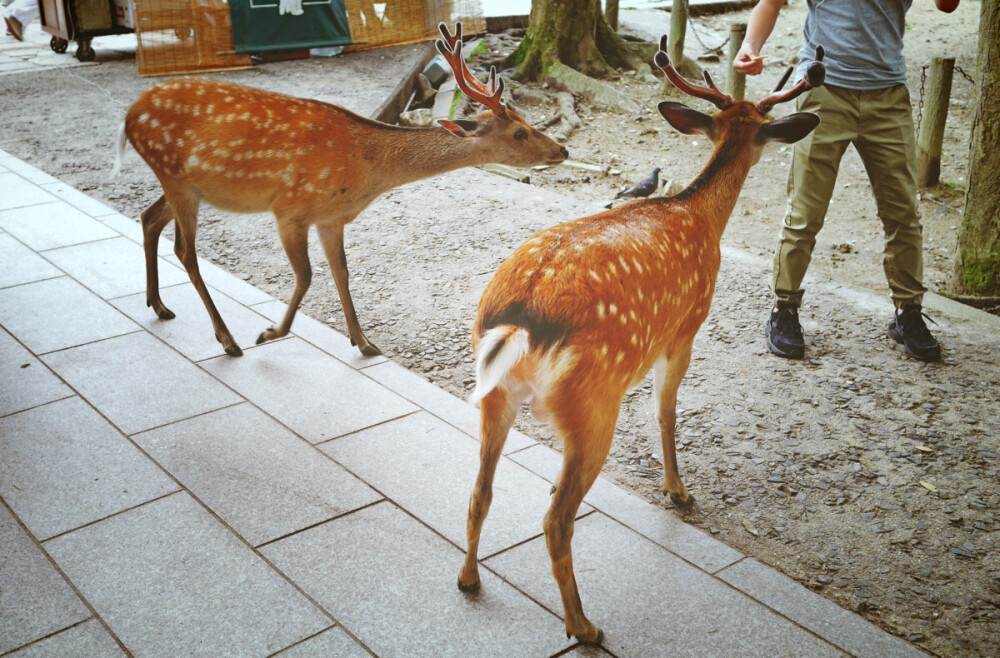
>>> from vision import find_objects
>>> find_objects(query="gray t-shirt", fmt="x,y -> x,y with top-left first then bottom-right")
796,0 -> 911,89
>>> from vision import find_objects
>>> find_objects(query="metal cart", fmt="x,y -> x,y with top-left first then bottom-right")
38,0 -> 133,61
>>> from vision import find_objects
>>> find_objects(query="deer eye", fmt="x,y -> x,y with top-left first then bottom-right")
514,129 -> 527,141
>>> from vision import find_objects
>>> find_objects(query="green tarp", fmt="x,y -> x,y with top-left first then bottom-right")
228,0 -> 352,54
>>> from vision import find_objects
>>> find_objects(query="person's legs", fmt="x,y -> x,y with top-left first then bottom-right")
766,86 -> 855,358
855,85 -> 926,308
4,0 -> 40,40
773,85 -> 855,306
855,85 -> 940,360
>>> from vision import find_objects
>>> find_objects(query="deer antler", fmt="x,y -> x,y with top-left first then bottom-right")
436,22 -> 508,117
756,46 -> 827,114
655,35 -> 732,110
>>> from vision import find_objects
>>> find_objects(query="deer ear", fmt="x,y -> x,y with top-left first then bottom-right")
757,112 -> 820,144
438,119 -> 481,138
658,101 -> 714,137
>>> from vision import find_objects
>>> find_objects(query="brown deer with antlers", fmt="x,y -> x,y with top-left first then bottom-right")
458,37 -> 826,643
113,23 -> 567,357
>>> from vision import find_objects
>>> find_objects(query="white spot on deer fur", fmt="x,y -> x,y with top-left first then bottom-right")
619,315 -> 628,325
618,256 -> 630,274
600,344 -> 609,358
633,258 -> 643,273
186,155 -> 200,168
589,270 -> 601,283
637,289 -> 644,301
596,302 -> 606,319
609,303 -> 618,316
616,352 -> 626,364
631,334 -> 638,345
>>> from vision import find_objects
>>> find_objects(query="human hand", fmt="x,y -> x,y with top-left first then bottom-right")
733,42 -> 766,75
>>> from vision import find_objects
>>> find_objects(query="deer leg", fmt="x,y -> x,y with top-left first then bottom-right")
141,194 -> 176,320
257,218 -> 311,345
458,384 -> 525,591
546,392 -> 619,644
168,191 -> 242,357
315,222 -> 380,356
653,335 -> 697,508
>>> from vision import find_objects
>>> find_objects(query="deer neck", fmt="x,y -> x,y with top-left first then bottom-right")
366,126 -> 486,191
672,139 -> 754,239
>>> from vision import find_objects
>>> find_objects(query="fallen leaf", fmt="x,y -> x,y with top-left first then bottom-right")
919,481 -> 939,493
915,446 -> 934,453
742,520 -> 759,537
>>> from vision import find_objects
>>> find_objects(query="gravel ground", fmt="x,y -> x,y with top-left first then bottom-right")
1,2 -> 996,655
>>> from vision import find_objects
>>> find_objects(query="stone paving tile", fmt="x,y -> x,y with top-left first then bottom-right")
251,299 -> 388,370
0,397 -> 178,541
165,254 -> 275,305
93,211 -> 145,246
485,513 -> 842,657
0,171 -> 56,210
509,444 -> 743,573
0,277 -> 139,355
719,558 -> 923,657
201,337 -> 415,443
0,233 -> 61,288
0,156 -> 59,185
0,328 -> 72,417
262,502 -> 572,658
273,626 -> 371,658
112,283 -> 276,362
43,236 -> 188,300
363,360 -> 536,454
133,403 -> 382,547
322,411 -> 589,558
41,331 -> 242,435
0,200 -> 118,251
7,619 -> 125,657
0,505 -> 89,654
38,181 -> 120,218
44,493 -> 330,656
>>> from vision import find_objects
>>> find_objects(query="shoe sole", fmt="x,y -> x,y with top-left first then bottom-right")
765,324 -> 804,359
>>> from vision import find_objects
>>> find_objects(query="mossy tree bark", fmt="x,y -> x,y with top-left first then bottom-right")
951,0 -> 1000,297
511,0 -> 642,81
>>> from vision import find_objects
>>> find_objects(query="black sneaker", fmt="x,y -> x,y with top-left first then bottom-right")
888,306 -> 941,361
765,305 -> 805,359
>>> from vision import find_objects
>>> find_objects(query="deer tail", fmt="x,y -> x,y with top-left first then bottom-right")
110,121 -> 127,179
469,325 -> 530,405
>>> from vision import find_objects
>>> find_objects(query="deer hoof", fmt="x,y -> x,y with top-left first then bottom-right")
361,342 -> 382,357
148,300 -> 175,320
224,343 -> 244,357
457,578 -> 481,592
570,625 -> 603,645
669,491 -> 696,510
256,327 -> 279,345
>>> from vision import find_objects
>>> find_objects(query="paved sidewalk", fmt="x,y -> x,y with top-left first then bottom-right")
0,147 -> 930,657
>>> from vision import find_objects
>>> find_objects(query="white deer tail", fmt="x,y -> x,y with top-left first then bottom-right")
469,326 -> 530,405
110,121 -> 127,179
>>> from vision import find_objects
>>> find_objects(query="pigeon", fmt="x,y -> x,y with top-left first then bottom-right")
615,167 -> 661,199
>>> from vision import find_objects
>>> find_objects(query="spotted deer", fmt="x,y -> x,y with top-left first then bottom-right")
458,38 -> 826,643
112,23 -> 567,357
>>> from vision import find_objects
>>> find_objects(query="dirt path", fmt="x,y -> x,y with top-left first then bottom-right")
1,2 -> 995,655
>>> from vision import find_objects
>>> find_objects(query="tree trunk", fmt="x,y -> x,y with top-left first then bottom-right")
951,0 -> 1000,297
512,0 -> 642,81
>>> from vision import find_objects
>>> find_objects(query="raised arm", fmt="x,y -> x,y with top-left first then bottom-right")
733,0 -> 786,75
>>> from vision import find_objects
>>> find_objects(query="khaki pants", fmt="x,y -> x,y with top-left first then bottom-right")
773,84 -> 926,309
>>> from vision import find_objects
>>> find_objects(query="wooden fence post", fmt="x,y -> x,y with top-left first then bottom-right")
669,0 -> 687,69
726,23 -> 747,101
916,57 -> 955,187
